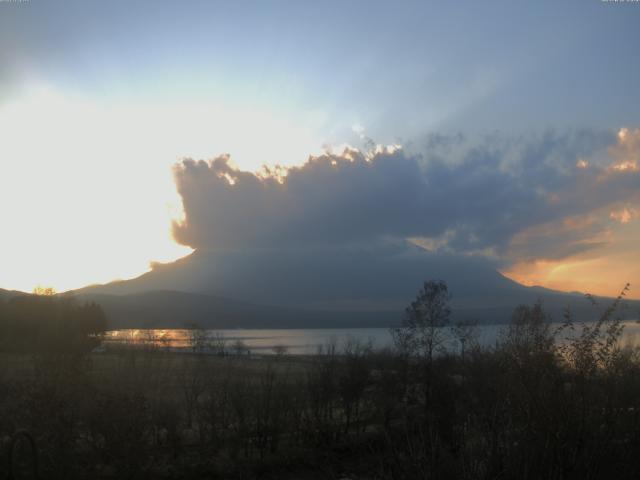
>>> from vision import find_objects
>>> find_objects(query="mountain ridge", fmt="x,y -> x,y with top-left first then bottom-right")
69,247 -> 637,328
4,244 -> 636,329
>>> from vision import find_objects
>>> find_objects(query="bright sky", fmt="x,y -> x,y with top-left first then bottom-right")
0,0 -> 639,296
0,87 -> 326,292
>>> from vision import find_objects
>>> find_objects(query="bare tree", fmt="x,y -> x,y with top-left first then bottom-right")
391,280 -> 452,412
232,339 -> 248,356
185,323 -> 208,354
392,280 -> 452,363
451,320 -> 479,362
272,344 -> 288,358
210,331 -> 227,356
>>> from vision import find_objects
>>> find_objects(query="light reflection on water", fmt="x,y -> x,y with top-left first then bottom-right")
104,320 -> 640,355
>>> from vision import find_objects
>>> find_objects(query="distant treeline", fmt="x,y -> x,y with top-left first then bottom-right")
0,294 -> 106,353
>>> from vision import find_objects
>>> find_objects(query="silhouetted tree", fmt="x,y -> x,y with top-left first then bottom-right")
185,322 -> 208,353
392,280 -> 452,363
391,280 -> 452,418
0,294 -> 106,353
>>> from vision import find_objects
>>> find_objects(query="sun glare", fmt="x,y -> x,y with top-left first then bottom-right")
0,86 -> 321,292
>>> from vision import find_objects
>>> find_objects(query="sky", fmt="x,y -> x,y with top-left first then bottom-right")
0,0 -> 638,298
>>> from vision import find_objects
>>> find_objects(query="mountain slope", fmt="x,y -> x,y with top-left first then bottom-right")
75,244 -> 639,328
76,290 -> 395,329
0,288 -> 27,301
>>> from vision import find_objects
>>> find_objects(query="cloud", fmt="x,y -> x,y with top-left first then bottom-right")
173,146 -> 430,250
165,126 -> 640,300
172,128 -> 638,264
610,206 -> 639,224
504,213 -> 613,264
609,128 -> 640,172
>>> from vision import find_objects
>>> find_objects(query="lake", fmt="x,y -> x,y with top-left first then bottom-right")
104,320 -> 640,355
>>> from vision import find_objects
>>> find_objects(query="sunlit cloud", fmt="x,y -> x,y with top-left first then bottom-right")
502,222 -> 640,299
502,212 -> 638,299
610,206 -> 639,224
608,127 -> 639,172
611,162 -> 639,172
408,230 -> 456,254
500,125 -> 640,299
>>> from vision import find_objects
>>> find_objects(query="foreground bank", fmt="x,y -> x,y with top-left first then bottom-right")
2,296 -> 640,479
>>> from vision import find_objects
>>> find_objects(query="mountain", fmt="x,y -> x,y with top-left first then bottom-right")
0,288 -> 27,301
74,244 -> 640,329
77,245 -> 533,303
74,290 -> 395,329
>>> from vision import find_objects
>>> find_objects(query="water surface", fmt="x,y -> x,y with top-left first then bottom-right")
105,320 -> 640,355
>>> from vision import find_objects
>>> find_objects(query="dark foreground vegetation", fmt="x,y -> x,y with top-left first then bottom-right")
0,293 -> 106,353
1,283 -> 639,479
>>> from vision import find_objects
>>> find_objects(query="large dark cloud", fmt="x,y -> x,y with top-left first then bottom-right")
172,129 -> 639,268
